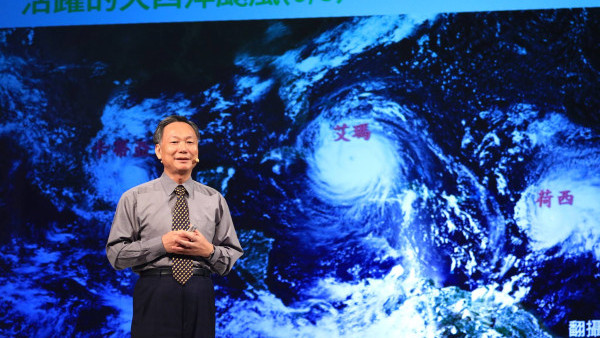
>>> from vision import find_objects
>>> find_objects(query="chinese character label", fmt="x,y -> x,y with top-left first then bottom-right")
536,189 -> 552,208
588,320 -> 600,337
352,123 -> 371,140
92,138 -> 152,158
334,123 -> 371,142
570,320 -> 586,337
113,138 -> 130,157
22,0 -> 342,14
334,123 -> 350,142
558,190 -> 574,205
536,189 -> 575,208
569,320 -> 600,337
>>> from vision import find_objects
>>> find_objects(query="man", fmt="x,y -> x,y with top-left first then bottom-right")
106,115 -> 243,338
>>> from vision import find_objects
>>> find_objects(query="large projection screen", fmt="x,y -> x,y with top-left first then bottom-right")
0,2 -> 599,337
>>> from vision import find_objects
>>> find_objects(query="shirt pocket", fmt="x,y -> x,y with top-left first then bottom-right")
189,206 -> 218,242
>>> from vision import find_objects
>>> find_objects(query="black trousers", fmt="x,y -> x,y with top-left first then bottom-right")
131,274 -> 215,338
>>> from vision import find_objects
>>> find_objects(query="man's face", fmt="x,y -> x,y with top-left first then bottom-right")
155,122 -> 199,178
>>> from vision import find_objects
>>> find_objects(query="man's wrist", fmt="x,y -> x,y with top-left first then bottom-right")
206,245 -> 215,259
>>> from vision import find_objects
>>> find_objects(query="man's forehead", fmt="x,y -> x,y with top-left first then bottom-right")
166,133 -> 196,138
163,122 -> 197,137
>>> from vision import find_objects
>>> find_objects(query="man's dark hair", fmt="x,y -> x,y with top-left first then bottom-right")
153,115 -> 200,144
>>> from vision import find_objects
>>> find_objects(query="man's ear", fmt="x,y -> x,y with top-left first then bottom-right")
155,144 -> 162,161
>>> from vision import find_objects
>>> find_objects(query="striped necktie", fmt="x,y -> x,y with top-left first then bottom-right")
172,185 -> 193,285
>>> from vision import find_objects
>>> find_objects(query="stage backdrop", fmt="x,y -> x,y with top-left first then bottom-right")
1,6 -> 600,338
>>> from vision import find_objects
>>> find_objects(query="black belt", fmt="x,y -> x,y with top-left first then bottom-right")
139,267 -> 211,277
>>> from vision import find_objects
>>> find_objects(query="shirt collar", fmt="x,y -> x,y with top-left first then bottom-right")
159,172 -> 195,198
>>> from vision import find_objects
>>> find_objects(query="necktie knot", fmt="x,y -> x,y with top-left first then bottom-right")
174,185 -> 186,197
